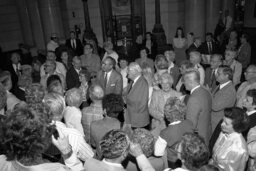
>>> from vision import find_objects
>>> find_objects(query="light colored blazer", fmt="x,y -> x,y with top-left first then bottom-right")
126,76 -> 150,128
211,82 -> 236,131
186,86 -> 212,144
97,69 -> 123,95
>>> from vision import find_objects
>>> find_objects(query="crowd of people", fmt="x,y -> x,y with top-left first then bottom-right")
0,25 -> 255,171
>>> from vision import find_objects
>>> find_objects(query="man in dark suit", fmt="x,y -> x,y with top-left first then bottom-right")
204,54 -> 222,92
96,56 -> 123,95
199,32 -> 219,55
184,69 -> 212,144
66,56 -> 82,90
5,52 -> 21,92
13,74 -> 32,101
66,31 -> 83,56
125,62 -> 150,129
186,37 -> 202,56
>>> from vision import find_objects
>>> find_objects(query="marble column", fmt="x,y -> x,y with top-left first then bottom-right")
82,0 -> 97,42
184,0 -> 205,38
152,0 -> 166,52
206,0 -> 222,33
15,0 -> 34,46
38,0 -> 64,43
26,0 -> 46,50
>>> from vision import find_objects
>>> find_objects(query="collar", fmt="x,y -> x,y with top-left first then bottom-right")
133,75 -> 141,85
102,159 -> 123,168
220,81 -> 231,90
54,120 -> 66,128
169,120 -> 181,126
0,108 -> 4,115
75,68 -> 81,74
190,85 -> 200,94
247,110 -> 256,116
194,42 -> 197,48
19,87 -> 25,91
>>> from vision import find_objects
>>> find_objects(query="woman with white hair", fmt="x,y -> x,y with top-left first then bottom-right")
63,88 -> 84,135
149,72 -> 182,137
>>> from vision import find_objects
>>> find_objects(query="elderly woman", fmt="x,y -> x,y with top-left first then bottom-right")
90,94 -> 124,158
43,92 -> 94,161
154,97 -> 193,169
63,88 -> 84,135
0,71 -> 20,111
126,128 -> 165,171
149,72 -> 182,136
164,133 -> 209,171
211,107 -> 249,171
0,103 -> 83,170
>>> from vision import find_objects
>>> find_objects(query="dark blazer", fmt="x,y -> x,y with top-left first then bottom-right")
169,65 -> 180,87
237,42 -> 251,69
12,87 -> 26,101
96,69 -> 123,95
211,81 -> 236,132
186,43 -> 199,55
126,76 -> 150,128
4,62 -> 19,91
204,67 -> 218,92
186,86 -> 212,144
65,38 -> 83,56
66,66 -> 80,90
199,41 -> 219,55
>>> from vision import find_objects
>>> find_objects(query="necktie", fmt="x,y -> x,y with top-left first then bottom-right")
127,80 -> 134,93
104,72 -> 108,88
208,42 -> 212,54
210,69 -> 216,88
15,64 -> 20,76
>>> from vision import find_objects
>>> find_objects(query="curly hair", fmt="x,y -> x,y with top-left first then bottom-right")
100,129 -> 129,159
131,128 -> 154,157
102,93 -> 124,119
164,97 -> 187,123
180,133 -> 209,170
25,83 -> 45,104
0,103 -> 55,161
224,107 -> 249,133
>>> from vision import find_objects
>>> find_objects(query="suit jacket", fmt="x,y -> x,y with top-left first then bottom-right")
223,60 -> 242,86
199,41 -> 219,55
4,62 -> 20,89
211,81 -> 236,131
12,87 -> 26,101
84,158 -> 126,171
204,67 -> 218,92
186,86 -> 212,144
126,76 -> 150,128
237,42 -> 251,69
168,64 -> 180,87
186,43 -> 199,55
66,66 -> 80,90
97,70 -> 123,95
65,38 -> 83,56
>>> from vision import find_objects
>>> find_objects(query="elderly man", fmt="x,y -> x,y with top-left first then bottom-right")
82,84 -> 104,143
211,65 -> 236,131
125,62 -> 150,129
183,69 -> 212,144
84,129 -> 155,171
189,51 -> 205,85
43,92 -> 94,161
63,88 -> 84,135
40,59 -> 65,90
66,56 -> 82,90
40,51 -> 66,78
96,56 -> 123,95
47,33 -> 59,51
204,54 -> 222,92
223,49 -> 242,86
237,65 -> 256,107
